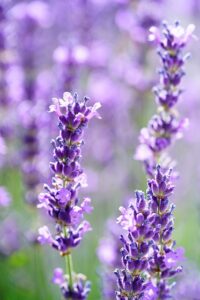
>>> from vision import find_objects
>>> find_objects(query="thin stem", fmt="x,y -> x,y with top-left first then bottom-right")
66,253 -> 73,289
63,226 -> 74,289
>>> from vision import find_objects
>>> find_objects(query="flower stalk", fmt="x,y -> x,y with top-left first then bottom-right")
38,92 -> 101,299
135,21 -> 195,178
115,22 -> 194,300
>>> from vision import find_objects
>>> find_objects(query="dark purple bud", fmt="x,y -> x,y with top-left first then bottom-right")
153,232 -> 160,242
71,128 -> 83,142
59,115 -> 68,125
132,230 -> 139,239
135,191 -> 146,211
50,162 -> 56,173
136,213 -> 144,225
55,148 -> 64,160
160,198 -> 169,212
140,242 -> 149,255
162,227 -> 173,242
74,102 -> 81,114
152,181 -> 159,195
63,164 -> 72,176
145,230 -> 154,239
130,244 -> 138,258
159,180 -> 167,195
55,162 -> 63,174
61,129 -> 71,140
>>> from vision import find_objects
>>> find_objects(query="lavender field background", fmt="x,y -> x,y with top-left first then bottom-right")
1,0 -> 200,299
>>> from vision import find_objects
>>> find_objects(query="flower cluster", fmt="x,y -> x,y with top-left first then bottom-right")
116,191 -> 156,300
147,166 -> 183,298
97,3 -> 166,298
135,22 -> 195,177
38,92 -> 101,299
116,166 -> 183,299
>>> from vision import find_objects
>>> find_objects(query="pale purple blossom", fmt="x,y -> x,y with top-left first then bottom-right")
0,187 -> 11,207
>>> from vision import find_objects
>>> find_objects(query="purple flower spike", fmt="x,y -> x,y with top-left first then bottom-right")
147,166 -> 183,299
135,22 -> 194,177
38,92 -> 100,299
61,274 -> 91,300
52,268 -> 91,299
115,166 -> 183,299
115,190 -> 157,300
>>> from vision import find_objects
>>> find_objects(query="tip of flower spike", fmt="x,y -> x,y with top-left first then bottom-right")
149,21 -> 196,47
63,92 -> 74,103
165,21 -> 196,44
49,92 -> 74,115
84,96 -> 89,102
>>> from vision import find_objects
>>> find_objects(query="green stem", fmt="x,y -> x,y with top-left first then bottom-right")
63,226 -> 74,289
65,253 -> 73,289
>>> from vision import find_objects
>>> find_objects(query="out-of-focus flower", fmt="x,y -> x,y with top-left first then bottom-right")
12,1 -> 51,205
0,216 -> 20,256
52,268 -> 65,285
175,269 -> 200,299
97,220 -> 122,300
0,186 -> 11,207
53,45 -> 89,96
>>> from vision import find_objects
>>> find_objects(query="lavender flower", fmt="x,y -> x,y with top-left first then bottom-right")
147,166 -> 183,299
135,22 -> 195,177
38,92 -> 101,299
97,5 -> 166,298
116,190 -> 156,300
115,166 -> 183,299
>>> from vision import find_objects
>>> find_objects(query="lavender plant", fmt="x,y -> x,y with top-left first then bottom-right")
114,22 -> 194,299
97,3 -> 166,297
135,21 -> 195,177
38,92 -> 101,299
